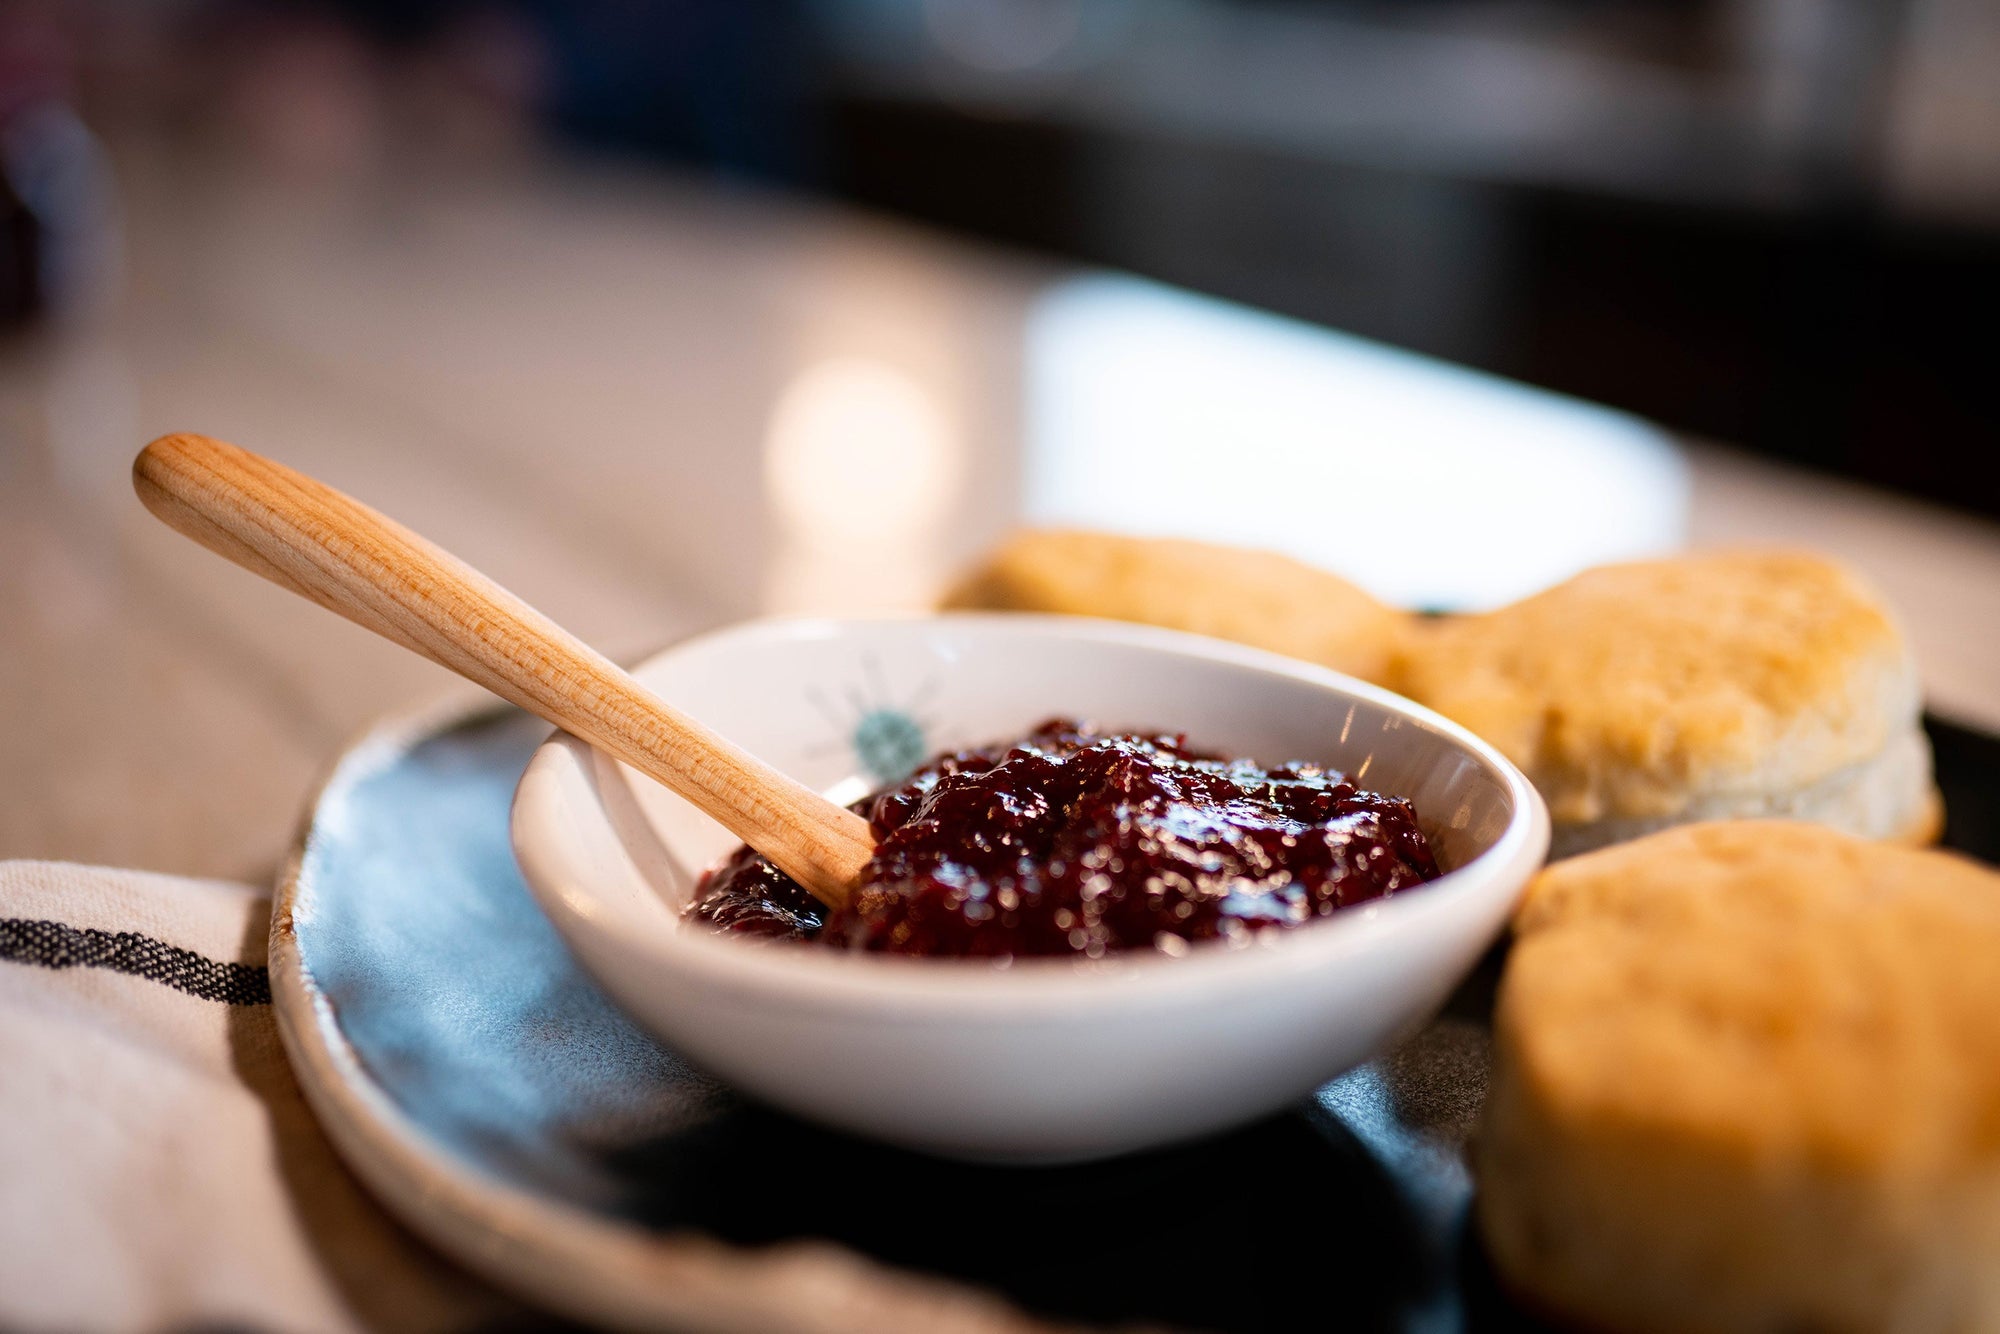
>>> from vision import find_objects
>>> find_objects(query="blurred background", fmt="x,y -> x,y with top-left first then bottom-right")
2,0 -> 1994,504
2,0 -> 1997,875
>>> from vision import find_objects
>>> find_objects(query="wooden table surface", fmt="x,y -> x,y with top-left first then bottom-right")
6,138 -> 1998,883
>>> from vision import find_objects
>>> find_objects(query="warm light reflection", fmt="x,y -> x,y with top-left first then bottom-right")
763,357 -> 963,612
1023,276 -> 1690,611
766,358 -> 958,539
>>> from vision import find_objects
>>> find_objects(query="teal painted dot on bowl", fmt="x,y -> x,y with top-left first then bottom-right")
853,709 -> 927,785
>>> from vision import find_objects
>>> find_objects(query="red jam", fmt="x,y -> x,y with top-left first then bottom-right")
688,719 -> 1441,959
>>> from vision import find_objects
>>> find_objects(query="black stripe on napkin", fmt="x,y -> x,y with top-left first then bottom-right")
0,918 -> 271,1004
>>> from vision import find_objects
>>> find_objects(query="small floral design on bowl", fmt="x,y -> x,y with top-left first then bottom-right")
807,654 -> 939,786
850,708 -> 928,786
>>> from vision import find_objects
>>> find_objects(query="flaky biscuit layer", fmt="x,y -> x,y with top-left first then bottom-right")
1395,550 -> 1920,825
942,529 -> 1407,685
1546,723 -> 1940,858
1481,822 -> 2000,1334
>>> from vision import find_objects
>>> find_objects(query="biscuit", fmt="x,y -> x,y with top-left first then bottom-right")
1393,550 -> 1939,856
942,529 -> 1407,685
1478,822 -> 2000,1334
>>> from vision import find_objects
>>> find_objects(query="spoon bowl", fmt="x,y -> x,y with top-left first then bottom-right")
512,614 -> 1549,1163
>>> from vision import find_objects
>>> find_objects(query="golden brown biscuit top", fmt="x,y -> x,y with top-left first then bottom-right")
942,529 -> 1407,685
1394,550 -> 1917,823
1505,822 -> 2000,1175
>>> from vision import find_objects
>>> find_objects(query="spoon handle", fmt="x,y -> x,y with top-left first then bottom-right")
134,432 -> 871,909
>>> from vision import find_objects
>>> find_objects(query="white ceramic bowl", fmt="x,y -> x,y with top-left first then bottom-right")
511,615 -> 1548,1163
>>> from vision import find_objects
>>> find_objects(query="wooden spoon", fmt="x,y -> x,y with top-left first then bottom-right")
133,432 -> 873,910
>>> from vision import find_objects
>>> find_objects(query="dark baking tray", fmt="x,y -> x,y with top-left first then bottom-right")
309,712 -> 1998,1332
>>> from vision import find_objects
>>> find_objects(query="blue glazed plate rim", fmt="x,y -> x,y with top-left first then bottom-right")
268,684 -> 1042,1333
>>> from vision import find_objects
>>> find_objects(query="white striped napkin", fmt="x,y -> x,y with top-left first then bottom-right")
0,860 -> 525,1332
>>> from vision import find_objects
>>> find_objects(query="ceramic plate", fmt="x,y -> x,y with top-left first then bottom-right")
272,677 -> 2000,1332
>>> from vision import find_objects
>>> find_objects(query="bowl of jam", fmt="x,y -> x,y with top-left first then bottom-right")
512,615 -> 1548,1161
690,718 -> 1444,957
